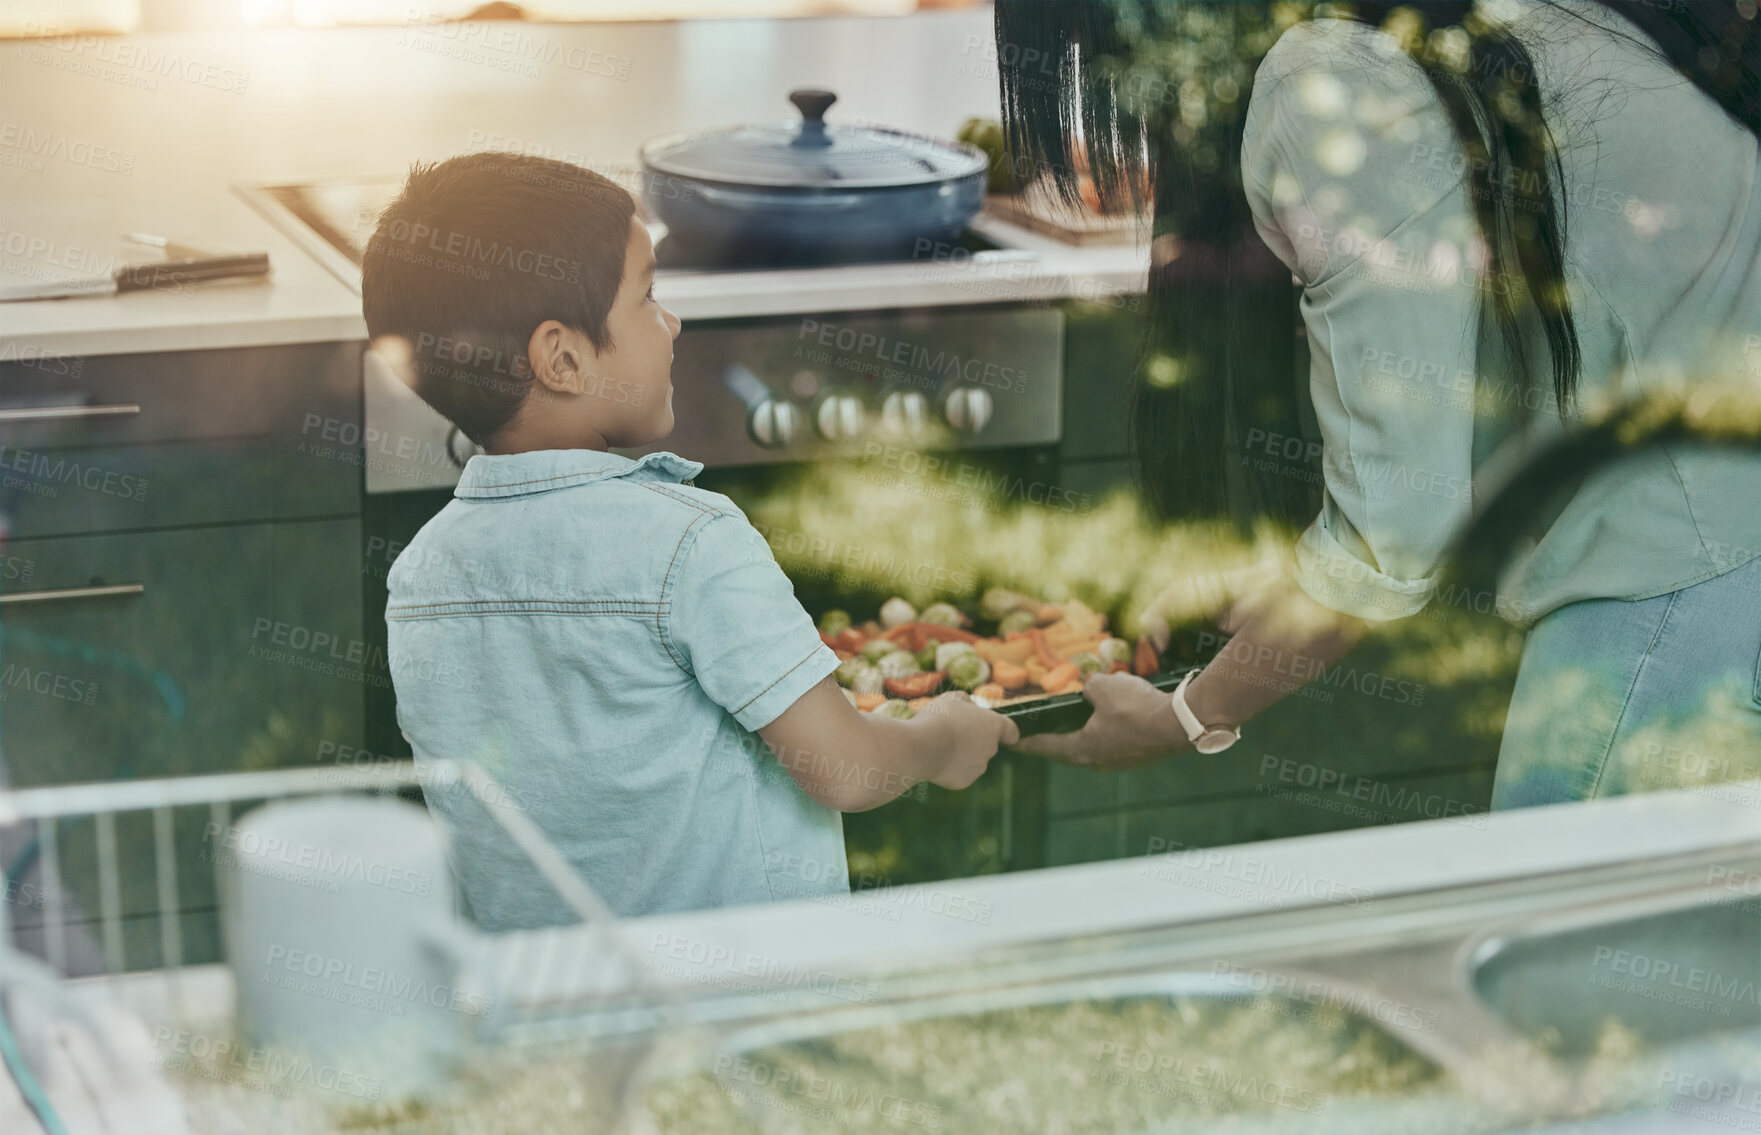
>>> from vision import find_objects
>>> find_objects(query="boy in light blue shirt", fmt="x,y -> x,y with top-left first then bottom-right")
362,153 -> 1016,927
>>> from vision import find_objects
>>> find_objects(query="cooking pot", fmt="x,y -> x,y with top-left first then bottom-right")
639,89 -> 988,267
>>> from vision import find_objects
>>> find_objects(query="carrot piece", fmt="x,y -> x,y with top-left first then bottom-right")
1107,661 -> 1129,674
1050,679 -> 1085,696
916,622 -> 981,644
885,670 -> 946,699
1040,662 -> 1079,691
991,660 -> 1029,688
973,683 -> 1005,702
1133,637 -> 1159,677
907,696 -> 935,711
1028,628 -> 1061,669
855,692 -> 887,711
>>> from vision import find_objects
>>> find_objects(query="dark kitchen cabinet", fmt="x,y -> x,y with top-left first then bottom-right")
0,342 -> 368,974
1,517 -> 364,787
0,342 -> 363,538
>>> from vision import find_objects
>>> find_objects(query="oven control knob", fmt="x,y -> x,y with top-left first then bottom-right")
815,394 -> 865,441
943,385 -> 994,434
748,399 -> 801,448
880,390 -> 929,437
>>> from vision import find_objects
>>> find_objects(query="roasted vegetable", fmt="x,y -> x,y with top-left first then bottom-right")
876,650 -> 923,679
1040,662 -> 1079,691
997,609 -> 1037,634
874,698 -> 916,719
885,670 -> 945,699
979,587 -> 1034,621
935,641 -> 978,671
1096,636 -> 1132,665
1071,651 -> 1106,676
817,609 -> 852,637
946,652 -> 992,691
879,596 -> 917,629
919,602 -> 964,628
854,692 -> 887,712
860,639 -> 903,664
836,658 -> 884,695
992,660 -> 1029,688
1134,637 -> 1160,677
916,639 -> 941,670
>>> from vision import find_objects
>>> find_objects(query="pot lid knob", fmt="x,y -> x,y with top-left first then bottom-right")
789,89 -> 837,148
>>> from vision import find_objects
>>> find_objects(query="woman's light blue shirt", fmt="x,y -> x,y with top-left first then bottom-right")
1242,1 -> 1761,625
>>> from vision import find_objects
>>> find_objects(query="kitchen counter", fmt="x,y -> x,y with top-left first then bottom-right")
0,11 -> 1146,360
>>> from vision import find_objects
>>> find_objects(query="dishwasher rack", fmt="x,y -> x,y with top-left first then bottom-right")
0,761 -> 648,1019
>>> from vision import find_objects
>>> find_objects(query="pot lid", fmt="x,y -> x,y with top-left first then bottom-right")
640,89 -> 987,190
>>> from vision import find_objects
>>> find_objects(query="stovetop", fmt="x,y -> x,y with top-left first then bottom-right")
243,167 -> 1021,285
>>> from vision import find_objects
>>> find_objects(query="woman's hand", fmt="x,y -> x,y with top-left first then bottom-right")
1010,672 -> 1191,770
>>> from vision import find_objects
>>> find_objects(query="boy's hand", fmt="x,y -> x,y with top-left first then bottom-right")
916,691 -> 1020,790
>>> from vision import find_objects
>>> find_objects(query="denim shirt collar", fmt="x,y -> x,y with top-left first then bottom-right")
454,448 -> 705,499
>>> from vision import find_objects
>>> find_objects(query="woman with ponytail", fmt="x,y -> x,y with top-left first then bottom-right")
1004,1 -> 1761,806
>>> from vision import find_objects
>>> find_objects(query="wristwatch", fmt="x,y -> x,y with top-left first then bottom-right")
1171,670 -> 1241,754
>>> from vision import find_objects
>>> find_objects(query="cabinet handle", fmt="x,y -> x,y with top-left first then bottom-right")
0,403 -> 141,424
1,583 -> 145,605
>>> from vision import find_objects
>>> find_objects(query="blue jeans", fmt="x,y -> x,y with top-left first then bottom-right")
1492,554 -> 1761,810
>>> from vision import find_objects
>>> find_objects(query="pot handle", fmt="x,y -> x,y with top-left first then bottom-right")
789,88 -> 837,148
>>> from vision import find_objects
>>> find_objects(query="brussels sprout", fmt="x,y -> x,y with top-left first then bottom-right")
836,658 -> 884,695
1096,636 -> 1132,665
860,639 -> 903,664
817,609 -> 852,636
998,609 -> 1037,634
879,597 -> 917,629
919,602 -> 963,628
916,639 -> 941,671
979,587 -> 1033,621
876,650 -> 923,679
956,116 -> 1020,194
1071,651 -> 1106,676
935,641 -> 978,671
874,698 -> 916,720
946,652 -> 992,691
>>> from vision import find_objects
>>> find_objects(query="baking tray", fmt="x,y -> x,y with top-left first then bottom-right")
994,668 -> 1194,737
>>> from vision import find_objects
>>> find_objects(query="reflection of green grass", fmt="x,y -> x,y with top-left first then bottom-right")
746,466 -> 1280,636
728,461 -> 1529,883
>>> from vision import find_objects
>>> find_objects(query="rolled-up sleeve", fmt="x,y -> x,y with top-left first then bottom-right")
1242,20 -> 1482,621
668,513 -> 840,731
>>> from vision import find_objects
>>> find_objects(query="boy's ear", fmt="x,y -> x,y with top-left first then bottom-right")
527,320 -> 587,396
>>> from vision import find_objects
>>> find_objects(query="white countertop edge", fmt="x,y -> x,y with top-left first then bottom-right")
492,783 -> 1761,1004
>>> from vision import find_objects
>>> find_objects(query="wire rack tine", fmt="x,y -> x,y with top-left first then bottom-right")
40,816 -> 64,974
95,810 -> 124,974
152,805 -> 183,1010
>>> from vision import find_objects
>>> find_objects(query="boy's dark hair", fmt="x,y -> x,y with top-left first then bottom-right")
362,152 -> 637,446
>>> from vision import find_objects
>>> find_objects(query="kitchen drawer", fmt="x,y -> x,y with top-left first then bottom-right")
0,436 -> 361,536
1,517 -> 365,789
0,341 -> 363,534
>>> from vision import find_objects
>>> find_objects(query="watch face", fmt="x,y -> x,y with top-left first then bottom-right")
1195,729 -> 1238,755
